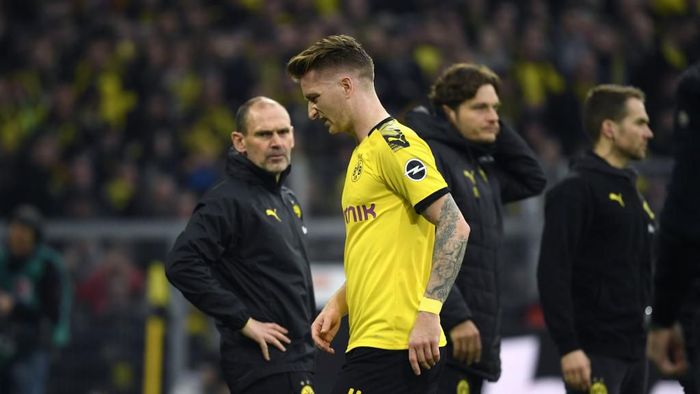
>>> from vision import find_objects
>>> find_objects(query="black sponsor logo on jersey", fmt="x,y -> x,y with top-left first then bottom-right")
404,159 -> 426,181
381,127 -> 410,152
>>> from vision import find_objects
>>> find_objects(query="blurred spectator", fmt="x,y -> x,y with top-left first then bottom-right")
76,246 -> 144,316
0,0 -> 695,218
0,205 -> 72,394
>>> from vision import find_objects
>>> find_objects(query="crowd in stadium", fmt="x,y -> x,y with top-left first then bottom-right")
0,1 -> 698,393
1,0 -> 697,218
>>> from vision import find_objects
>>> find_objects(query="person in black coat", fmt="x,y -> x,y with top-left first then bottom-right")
647,61 -> 700,393
538,85 -> 655,393
165,97 -> 316,394
405,63 -> 546,393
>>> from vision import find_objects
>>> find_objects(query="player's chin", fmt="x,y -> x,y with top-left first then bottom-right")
635,147 -> 648,160
480,133 -> 498,143
265,160 -> 290,173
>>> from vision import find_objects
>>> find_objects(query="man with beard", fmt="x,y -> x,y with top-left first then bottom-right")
404,63 -> 546,393
538,85 -> 655,393
166,97 -> 316,393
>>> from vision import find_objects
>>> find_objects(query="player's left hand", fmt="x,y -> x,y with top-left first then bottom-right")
311,304 -> 342,354
240,318 -> 291,361
408,311 -> 441,376
450,319 -> 481,365
647,324 -> 688,376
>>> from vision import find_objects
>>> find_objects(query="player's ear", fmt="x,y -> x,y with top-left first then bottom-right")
289,126 -> 295,149
442,105 -> 457,126
339,76 -> 353,97
601,119 -> 618,142
232,131 -> 246,153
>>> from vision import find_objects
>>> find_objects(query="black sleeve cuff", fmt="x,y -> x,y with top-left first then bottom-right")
415,187 -> 450,214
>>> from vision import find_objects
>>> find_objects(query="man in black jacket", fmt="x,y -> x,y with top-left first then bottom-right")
405,63 -> 546,393
165,97 -> 316,393
647,62 -> 700,392
538,85 -> 655,393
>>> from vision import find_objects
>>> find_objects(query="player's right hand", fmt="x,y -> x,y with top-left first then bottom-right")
450,319 -> 481,365
241,318 -> 291,361
561,349 -> 591,391
311,306 -> 341,354
408,311 -> 442,376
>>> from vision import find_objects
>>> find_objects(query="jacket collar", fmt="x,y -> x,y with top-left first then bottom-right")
225,148 -> 290,192
405,105 -> 495,158
572,151 -> 638,183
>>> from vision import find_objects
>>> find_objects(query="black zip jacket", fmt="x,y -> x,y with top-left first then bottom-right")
652,62 -> 700,333
538,152 -> 655,360
405,107 -> 546,381
165,149 -> 316,390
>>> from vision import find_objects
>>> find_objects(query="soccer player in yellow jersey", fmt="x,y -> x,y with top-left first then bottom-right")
288,35 -> 471,394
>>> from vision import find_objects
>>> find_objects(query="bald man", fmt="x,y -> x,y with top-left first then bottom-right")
166,97 -> 316,393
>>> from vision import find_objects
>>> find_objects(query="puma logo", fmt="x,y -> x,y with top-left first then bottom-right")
463,170 -> 480,198
381,128 -> 410,151
609,193 -> 625,207
463,170 -> 476,184
265,209 -> 281,222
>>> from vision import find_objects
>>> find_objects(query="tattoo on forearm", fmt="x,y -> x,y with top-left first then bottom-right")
426,196 -> 468,302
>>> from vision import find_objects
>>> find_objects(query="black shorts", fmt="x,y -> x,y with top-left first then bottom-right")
225,371 -> 315,394
331,347 -> 446,394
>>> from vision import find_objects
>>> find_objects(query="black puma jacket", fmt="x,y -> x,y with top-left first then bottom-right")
538,152 -> 655,360
166,149 -> 315,390
406,107 -> 546,380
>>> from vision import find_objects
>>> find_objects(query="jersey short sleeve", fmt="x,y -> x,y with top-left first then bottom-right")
374,120 -> 448,211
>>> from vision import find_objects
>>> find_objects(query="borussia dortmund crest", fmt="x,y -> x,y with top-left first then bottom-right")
351,154 -> 364,182
590,380 -> 608,394
299,378 -> 314,394
457,379 -> 470,394
300,385 -> 314,394
293,204 -> 302,219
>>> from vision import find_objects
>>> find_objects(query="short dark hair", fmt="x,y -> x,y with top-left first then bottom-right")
235,96 -> 268,135
583,84 -> 645,142
429,63 -> 501,111
287,34 -> 374,82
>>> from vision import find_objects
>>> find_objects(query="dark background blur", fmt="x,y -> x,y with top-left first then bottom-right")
0,0 -> 697,393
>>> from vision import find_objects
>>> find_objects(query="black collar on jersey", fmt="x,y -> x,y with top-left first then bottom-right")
225,148 -> 291,192
366,116 -> 394,137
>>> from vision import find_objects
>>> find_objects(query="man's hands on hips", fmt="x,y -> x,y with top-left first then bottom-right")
408,311 -> 442,376
450,319 -> 481,365
647,324 -> 688,376
241,318 -> 291,361
561,349 -> 591,391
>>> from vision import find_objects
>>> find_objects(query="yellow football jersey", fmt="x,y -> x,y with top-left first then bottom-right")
342,117 -> 449,351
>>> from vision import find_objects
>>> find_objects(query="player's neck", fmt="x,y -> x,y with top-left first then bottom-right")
593,143 -> 629,169
351,91 -> 390,143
